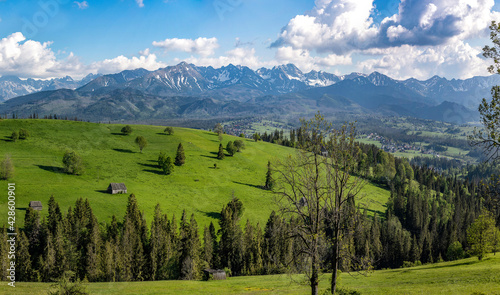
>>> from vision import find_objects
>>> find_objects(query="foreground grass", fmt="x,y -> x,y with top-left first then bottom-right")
2,255 -> 499,294
0,119 -> 389,230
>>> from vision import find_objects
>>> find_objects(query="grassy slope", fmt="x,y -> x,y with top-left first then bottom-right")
0,119 -> 389,229
3,255 -> 499,294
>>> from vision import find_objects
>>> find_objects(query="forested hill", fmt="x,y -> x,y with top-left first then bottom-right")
0,118 -> 497,284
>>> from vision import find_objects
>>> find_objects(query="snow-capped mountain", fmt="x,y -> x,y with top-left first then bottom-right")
0,73 -> 102,101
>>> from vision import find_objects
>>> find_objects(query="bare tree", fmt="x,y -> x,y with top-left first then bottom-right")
274,113 -> 365,295
323,122 -> 365,294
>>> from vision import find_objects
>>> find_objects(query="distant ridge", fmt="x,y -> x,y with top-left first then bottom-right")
0,62 -> 497,124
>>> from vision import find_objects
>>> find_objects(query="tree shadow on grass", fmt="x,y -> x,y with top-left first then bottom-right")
197,210 -> 221,220
36,165 -> 66,174
112,148 -> 135,153
232,181 -> 265,190
1,136 -> 13,142
410,259 -> 480,272
138,162 -> 159,169
143,169 -> 165,175
201,155 -> 219,160
111,133 -> 128,136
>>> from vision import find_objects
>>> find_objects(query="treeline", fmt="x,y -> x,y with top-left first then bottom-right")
5,112 -> 83,121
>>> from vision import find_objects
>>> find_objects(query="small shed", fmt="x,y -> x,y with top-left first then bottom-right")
29,201 -> 43,211
108,183 -> 127,194
203,269 -> 226,281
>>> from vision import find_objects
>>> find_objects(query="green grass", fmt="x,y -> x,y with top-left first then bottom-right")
0,119 -> 389,229
3,254 -> 499,294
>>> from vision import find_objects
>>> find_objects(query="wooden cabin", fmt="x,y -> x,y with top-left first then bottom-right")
29,201 -> 42,211
107,183 -> 127,194
203,269 -> 226,281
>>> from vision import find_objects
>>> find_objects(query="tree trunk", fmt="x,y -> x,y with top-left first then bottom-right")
311,242 -> 319,295
331,225 -> 340,294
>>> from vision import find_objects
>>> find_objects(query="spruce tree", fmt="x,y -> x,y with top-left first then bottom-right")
264,160 -> 274,190
175,143 -> 185,166
217,143 -> 225,160
17,230 -> 33,281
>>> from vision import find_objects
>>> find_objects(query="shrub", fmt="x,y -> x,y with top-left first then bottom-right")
19,128 -> 29,139
121,125 -> 132,135
447,241 -> 465,261
62,151 -> 84,175
233,140 -> 245,152
11,131 -> 19,142
164,126 -> 174,135
0,155 -> 14,180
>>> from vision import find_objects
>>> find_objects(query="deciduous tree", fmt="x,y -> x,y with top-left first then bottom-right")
62,151 -> 84,175
135,136 -> 148,153
0,155 -> 15,180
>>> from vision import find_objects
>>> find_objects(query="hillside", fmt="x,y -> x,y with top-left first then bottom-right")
0,119 -> 390,229
2,254 -> 499,294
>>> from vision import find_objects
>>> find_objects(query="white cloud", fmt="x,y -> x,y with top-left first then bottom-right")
274,0 -> 499,54
136,0 -> 144,8
0,33 -> 165,79
275,46 -> 352,72
357,39 -> 490,80
177,47 -> 273,69
90,53 -> 166,75
152,37 -> 219,57
273,0 -> 378,54
74,1 -> 89,9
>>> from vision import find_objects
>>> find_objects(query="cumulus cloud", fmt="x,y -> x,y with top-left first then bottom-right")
152,37 -> 219,57
274,0 -> 499,54
178,47 -> 273,69
74,1 -> 89,9
357,39 -> 489,80
275,46 -> 352,72
0,32 -> 165,79
90,53 -> 166,75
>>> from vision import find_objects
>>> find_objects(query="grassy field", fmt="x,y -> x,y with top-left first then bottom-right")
2,254 -> 499,294
0,119 -> 389,229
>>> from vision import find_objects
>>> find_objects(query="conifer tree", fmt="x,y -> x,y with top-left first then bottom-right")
175,143 -> 185,166
17,230 -> 33,281
264,160 -> 274,190
217,143 -> 225,160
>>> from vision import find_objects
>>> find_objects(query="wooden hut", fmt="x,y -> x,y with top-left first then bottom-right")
29,201 -> 42,211
203,269 -> 226,281
107,183 -> 127,194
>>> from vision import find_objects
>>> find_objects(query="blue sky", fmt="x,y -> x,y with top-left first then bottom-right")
0,0 -> 499,80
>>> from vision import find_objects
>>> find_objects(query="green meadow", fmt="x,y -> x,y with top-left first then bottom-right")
2,254 -> 499,294
0,119 -> 389,230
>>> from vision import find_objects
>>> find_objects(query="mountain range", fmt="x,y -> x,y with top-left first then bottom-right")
1,62 -> 499,124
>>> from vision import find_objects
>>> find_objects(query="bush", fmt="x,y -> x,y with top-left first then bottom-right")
0,155 -> 14,180
233,140 -> 245,152
19,128 -> 29,139
121,125 -> 132,135
226,141 -> 237,156
135,136 -> 148,153
62,151 -> 84,175
164,126 -> 174,135
11,131 -> 19,142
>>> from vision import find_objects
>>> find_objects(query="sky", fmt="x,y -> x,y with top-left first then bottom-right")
1,0 -> 500,80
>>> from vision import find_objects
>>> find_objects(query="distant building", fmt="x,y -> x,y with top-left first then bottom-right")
29,201 -> 42,211
108,183 -> 127,194
203,269 -> 226,281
